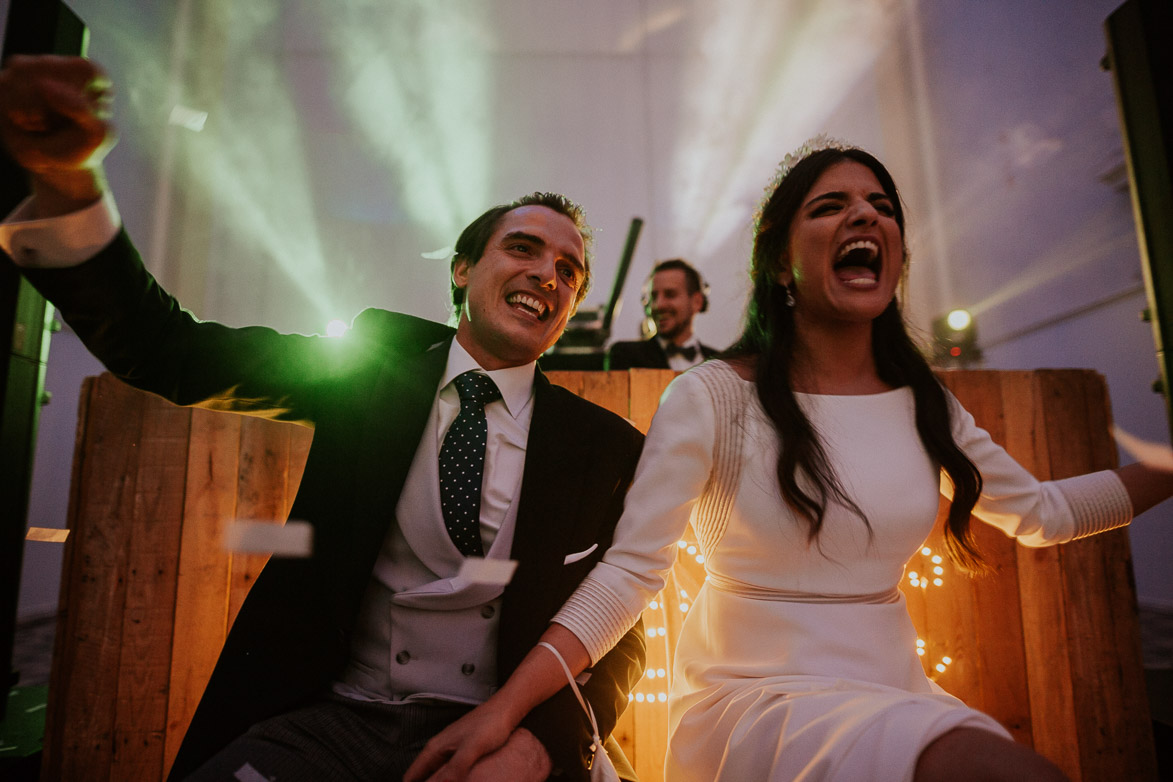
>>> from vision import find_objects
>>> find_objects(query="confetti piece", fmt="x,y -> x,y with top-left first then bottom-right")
1112,426 -> 1173,471
224,520 -> 313,558
25,527 -> 69,543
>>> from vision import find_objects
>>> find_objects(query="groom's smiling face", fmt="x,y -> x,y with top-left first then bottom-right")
453,205 -> 586,370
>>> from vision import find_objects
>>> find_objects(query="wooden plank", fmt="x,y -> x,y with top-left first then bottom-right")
1005,372 -> 1079,779
544,370 -> 584,398
111,395 -> 190,780
631,607 -> 670,782
1042,372 -> 1110,782
164,407 -> 241,776
966,521 -> 1029,741
627,370 -> 676,434
46,375 -> 144,781
1039,372 -> 1157,781
626,369 -> 679,781
1075,376 -> 1155,780
631,700 -> 668,782
577,371 -> 630,419
919,525 -> 979,713
927,373 -> 991,718
227,417 -> 292,629
898,511 -> 935,677
942,371 -> 1032,741
41,376 -> 95,782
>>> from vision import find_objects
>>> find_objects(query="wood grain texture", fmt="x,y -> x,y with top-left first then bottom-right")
45,375 -> 145,781
226,417 -> 290,628
164,408 -> 240,774
111,397 -> 188,781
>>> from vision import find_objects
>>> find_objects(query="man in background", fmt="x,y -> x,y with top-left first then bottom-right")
606,258 -> 718,370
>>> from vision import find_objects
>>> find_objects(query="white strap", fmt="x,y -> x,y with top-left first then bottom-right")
537,641 -> 603,752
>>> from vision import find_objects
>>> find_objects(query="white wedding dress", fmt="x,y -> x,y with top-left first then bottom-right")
554,360 -> 1130,781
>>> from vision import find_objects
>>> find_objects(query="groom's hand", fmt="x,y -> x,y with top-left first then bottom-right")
465,727 -> 552,782
0,54 -> 117,214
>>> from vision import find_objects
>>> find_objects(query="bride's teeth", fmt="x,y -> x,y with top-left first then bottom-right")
837,240 -> 878,261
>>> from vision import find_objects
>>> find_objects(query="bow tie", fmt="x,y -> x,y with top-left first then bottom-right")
664,343 -> 697,361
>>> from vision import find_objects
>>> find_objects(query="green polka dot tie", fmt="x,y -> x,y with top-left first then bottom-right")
439,371 -> 501,557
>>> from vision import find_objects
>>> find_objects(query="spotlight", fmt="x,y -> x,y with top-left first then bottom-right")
945,309 -> 971,331
326,319 -> 349,338
932,309 -> 981,367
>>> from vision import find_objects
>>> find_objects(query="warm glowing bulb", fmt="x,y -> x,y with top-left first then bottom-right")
946,309 -> 971,331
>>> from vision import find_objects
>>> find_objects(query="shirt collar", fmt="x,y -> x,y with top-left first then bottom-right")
441,338 -> 536,420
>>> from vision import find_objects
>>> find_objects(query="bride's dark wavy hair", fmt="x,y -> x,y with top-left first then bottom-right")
725,146 -> 985,571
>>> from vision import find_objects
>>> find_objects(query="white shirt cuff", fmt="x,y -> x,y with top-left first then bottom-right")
0,191 -> 121,268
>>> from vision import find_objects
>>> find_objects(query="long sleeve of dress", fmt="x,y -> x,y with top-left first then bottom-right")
553,369 -> 716,663
941,391 -> 1132,547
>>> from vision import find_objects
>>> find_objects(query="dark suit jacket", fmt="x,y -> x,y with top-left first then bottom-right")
606,337 -> 719,370
19,231 -> 646,782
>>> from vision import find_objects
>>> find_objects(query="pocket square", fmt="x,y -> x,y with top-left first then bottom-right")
562,543 -> 598,565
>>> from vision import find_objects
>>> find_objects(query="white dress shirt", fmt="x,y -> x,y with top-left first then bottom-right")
0,193 -> 121,267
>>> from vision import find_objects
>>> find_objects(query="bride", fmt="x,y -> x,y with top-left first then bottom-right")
406,140 -> 1173,782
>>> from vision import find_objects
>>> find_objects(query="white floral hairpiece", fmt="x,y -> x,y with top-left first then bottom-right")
754,134 -> 854,230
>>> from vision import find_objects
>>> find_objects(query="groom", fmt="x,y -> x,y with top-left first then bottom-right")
0,54 -> 645,781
